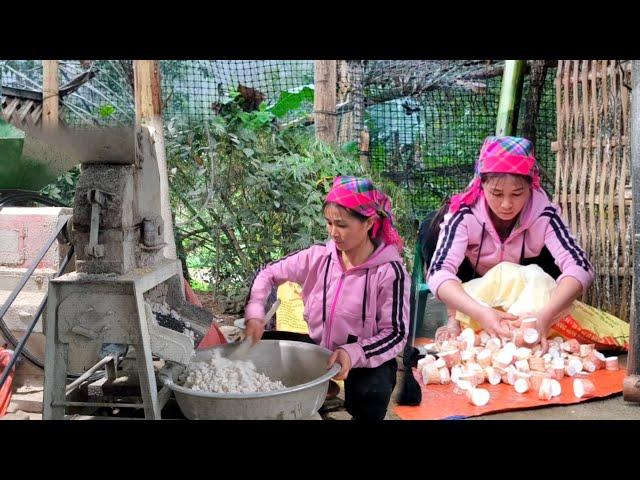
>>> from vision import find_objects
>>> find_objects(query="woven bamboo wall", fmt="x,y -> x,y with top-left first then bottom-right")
554,60 -> 632,322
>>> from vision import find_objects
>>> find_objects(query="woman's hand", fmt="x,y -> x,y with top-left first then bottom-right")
244,318 -> 265,345
327,348 -> 352,380
475,307 -> 517,338
434,314 -> 462,342
517,311 -> 553,352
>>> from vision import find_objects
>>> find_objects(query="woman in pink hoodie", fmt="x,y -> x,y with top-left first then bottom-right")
426,136 -> 594,348
244,176 -> 410,420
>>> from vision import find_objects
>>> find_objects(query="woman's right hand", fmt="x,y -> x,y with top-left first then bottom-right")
244,318 -> 265,345
474,306 -> 517,339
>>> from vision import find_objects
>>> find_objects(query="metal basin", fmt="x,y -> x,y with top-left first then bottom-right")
159,340 -> 340,420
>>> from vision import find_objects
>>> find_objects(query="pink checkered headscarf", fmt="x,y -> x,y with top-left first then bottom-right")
325,176 -> 404,251
449,136 -> 542,214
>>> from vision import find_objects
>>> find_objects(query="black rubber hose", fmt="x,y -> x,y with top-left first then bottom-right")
0,191 -> 68,208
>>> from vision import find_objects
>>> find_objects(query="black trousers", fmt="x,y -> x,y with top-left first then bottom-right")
262,331 -> 397,420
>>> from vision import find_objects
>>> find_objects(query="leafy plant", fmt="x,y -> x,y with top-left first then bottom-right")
39,165 -> 81,205
97,104 -> 116,118
166,93 -> 414,306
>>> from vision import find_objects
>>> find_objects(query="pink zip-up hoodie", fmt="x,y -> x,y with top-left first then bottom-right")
427,189 -> 595,299
245,240 -> 410,369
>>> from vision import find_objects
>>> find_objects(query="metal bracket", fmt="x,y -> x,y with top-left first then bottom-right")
85,189 -> 109,258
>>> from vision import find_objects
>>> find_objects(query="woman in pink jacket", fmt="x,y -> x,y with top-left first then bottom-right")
426,136 -> 594,347
244,176 -> 410,421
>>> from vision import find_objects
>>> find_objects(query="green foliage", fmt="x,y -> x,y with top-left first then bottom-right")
39,165 -> 81,206
166,94 -> 414,303
267,85 -> 314,118
189,277 -> 212,293
0,119 -> 60,190
97,104 -> 116,118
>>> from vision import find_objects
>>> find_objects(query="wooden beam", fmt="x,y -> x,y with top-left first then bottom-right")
134,60 -> 162,123
625,60 -> 640,403
42,60 -> 59,130
359,129 -> 370,170
133,60 -> 176,261
314,60 -> 337,145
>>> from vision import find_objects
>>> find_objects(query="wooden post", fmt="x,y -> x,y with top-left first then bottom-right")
495,60 -> 526,136
314,60 -> 337,145
359,129 -> 370,170
624,60 -> 640,403
42,60 -> 59,131
134,60 -> 162,123
133,60 -> 177,260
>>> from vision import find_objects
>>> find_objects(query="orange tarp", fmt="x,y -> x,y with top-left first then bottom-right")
394,338 -> 626,420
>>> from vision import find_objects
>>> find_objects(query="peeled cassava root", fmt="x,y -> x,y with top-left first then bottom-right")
419,327 -> 613,407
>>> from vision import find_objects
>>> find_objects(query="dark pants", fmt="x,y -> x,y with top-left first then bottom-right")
344,359 -> 397,421
262,331 -> 398,421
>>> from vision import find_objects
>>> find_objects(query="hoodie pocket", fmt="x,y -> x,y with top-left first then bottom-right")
330,310 -> 375,349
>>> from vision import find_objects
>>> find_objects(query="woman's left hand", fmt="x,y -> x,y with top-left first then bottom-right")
328,348 -> 352,380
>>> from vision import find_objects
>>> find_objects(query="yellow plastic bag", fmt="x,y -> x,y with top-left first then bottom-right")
552,301 -> 629,350
275,282 -> 309,334
454,262 -> 629,350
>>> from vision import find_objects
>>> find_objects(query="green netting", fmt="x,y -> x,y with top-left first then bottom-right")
161,60 -> 314,123
355,62 -> 558,217
1,60 -> 558,219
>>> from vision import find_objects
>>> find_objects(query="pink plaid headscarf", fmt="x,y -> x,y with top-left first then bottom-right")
449,136 -> 542,214
325,176 -> 404,251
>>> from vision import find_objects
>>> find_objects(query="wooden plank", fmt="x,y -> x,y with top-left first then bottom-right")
627,60 -> 640,380
619,64 -> 630,321
601,61 -> 612,314
621,65 -> 631,322
583,62 -> 596,261
133,60 -> 162,123
578,61 -> 590,296
132,61 -> 176,261
3,97 -> 20,119
42,60 -> 59,131
17,99 -> 34,124
31,103 -> 43,124
561,61 -> 571,220
359,129 -> 370,170
554,61 -> 564,205
602,60 -> 609,121
569,60 -> 580,238
597,61 -> 609,312
590,60 -> 602,306
608,61 -> 620,316
314,60 -> 337,145
1,85 -> 43,102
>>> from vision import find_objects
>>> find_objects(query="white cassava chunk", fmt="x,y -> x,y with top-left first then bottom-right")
573,378 -> 595,398
514,378 -> 529,394
467,387 -> 490,406
549,379 -> 562,397
514,347 -> 532,361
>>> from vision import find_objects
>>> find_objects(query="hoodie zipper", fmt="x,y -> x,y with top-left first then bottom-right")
324,244 -> 389,349
325,272 -> 345,348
